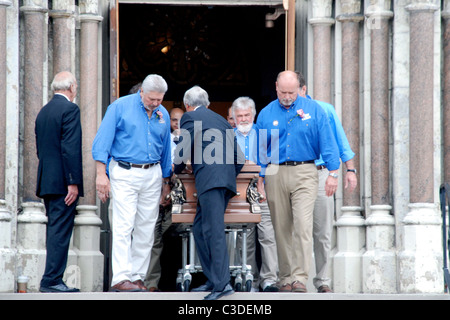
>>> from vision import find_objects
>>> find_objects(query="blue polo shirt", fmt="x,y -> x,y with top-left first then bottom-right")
307,96 -> 355,166
92,92 -> 172,178
234,126 -> 258,163
256,95 -> 340,177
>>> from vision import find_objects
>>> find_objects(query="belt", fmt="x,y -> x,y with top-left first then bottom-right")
131,162 -> 159,169
278,160 -> 315,166
316,165 -> 326,170
117,160 -> 159,170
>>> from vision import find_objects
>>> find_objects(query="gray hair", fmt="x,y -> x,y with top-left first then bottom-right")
183,86 -> 210,108
51,71 -> 76,92
141,74 -> 168,93
231,97 -> 256,119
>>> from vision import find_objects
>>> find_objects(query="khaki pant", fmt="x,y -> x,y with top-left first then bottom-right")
313,168 -> 334,289
265,163 -> 318,285
238,201 -> 279,290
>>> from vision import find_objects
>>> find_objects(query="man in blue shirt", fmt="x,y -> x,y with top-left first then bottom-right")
256,71 -> 340,293
92,74 -> 172,292
297,72 -> 357,293
232,97 -> 279,292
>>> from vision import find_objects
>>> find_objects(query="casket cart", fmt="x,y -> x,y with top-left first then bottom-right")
170,162 -> 262,292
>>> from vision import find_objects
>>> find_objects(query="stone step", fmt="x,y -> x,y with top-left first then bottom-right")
1,292 -> 449,300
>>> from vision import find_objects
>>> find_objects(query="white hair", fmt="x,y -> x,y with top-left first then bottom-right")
51,72 -> 76,92
141,74 -> 168,93
183,86 -> 210,108
231,97 -> 256,119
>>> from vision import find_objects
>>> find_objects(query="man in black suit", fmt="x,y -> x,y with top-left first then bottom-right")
174,86 -> 244,300
35,71 -> 83,293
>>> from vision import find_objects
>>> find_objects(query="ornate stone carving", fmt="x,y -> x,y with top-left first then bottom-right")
311,0 -> 333,19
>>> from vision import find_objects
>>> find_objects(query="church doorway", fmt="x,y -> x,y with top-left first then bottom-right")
104,1 -> 287,291
114,3 -> 286,117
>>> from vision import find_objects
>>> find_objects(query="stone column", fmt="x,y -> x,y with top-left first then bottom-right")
443,2 -> 450,184
21,1 -> 46,203
0,0 -> 10,202
16,203 -> 47,292
0,200 -> 14,292
74,0 -> 103,292
0,0 -> 14,293
18,1 -> 48,292
50,0 -> 75,74
398,0 -> 442,293
333,0 -> 365,293
79,7 -> 102,207
309,0 -> 334,103
362,1 -> 397,294
338,0 -> 363,209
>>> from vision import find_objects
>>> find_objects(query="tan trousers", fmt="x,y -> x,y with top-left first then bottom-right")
313,168 -> 334,289
265,163 -> 318,285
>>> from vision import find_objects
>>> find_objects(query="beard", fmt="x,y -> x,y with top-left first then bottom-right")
237,122 -> 253,134
280,98 -> 295,107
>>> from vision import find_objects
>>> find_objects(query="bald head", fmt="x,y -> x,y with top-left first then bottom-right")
170,107 -> 184,133
276,71 -> 300,108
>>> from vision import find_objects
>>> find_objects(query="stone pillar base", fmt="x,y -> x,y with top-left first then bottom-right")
0,200 -> 15,292
17,202 -> 47,292
398,203 -> 443,293
333,206 -> 365,293
363,205 -> 397,293
74,205 -> 103,292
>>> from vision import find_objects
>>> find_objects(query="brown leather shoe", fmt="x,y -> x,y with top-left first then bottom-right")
133,280 -> 148,291
291,281 -> 307,293
317,285 -> 332,293
148,287 -> 161,292
279,283 -> 292,292
111,280 -> 145,292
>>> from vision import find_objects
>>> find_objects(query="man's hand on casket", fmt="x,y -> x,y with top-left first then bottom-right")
257,176 -> 267,203
160,180 -> 171,207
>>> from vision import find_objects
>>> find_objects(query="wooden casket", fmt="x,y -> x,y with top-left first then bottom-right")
170,162 -> 262,225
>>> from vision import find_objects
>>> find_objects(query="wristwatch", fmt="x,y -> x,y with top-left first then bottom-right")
329,172 -> 339,179
347,169 -> 357,174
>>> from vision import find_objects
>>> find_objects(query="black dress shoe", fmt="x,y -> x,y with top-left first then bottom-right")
191,283 -> 213,292
263,283 -> 279,292
40,283 -> 80,293
203,284 -> 234,300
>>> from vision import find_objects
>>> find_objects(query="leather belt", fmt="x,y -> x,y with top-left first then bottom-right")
117,160 -> 159,170
278,160 -> 315,166
131,162 -> 159,169
316,165 -> 326,170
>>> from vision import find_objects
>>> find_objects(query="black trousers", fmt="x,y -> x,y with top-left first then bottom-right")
193,187 -> 234,292
40,194 -> 78,287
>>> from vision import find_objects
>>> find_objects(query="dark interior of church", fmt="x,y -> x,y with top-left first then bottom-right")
118,4 -> 285,117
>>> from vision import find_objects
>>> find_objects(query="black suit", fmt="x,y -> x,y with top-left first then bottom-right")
35,94 -> 83,288
174,106 -> 244,292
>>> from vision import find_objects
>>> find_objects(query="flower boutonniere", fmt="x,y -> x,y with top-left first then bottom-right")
288,109 -> 305,123
156,110 -> 165,123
